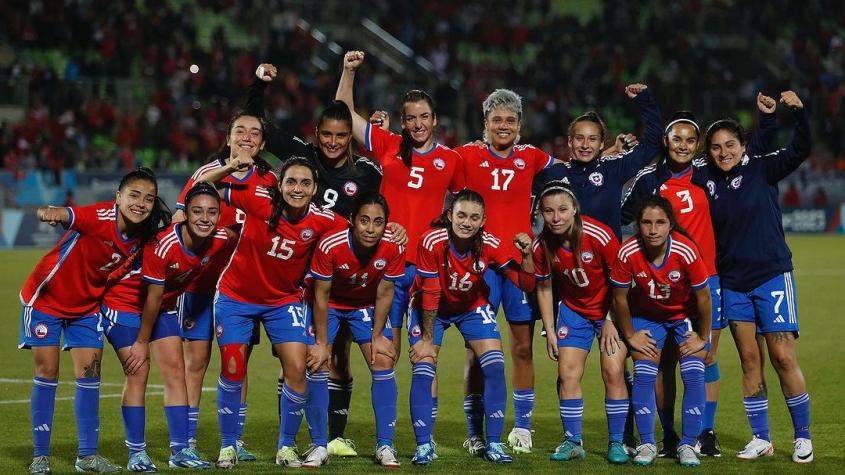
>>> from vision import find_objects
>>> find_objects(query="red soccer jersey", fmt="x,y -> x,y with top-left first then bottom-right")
177,161 -> 278,295
310,228 -> 405,310
456,143 -> 552,259
364,123 -> 463,264
609,232 -> 710,321
102,223 -> 233,313
659,168 -> 717,275
533,216 -> 619,319
218,184 -> 345,306
20,203 -> 141,317
413,228 -> 515,316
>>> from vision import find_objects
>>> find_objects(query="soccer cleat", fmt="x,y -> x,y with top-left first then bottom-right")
188,438 -> 197,450
737,436 -> 774,460
483,442 -> 513,463
182,447 -> 203,462
697,429 -> 722,457
29,455 -> 51,474
215,446 -> 237,470
327,437 -> 358,457
74,455 -> 122,473
127,451 -> 157,472
792,438 -> 813,463
235,440 -> 256,461
633,443 -> 658,466
431,437 -> 439,460
411,443 -> 435,465
550,438 -> 586,461
623,434 -> 639,457
374,444 -> 400,468
301,445 -> 329,468
678,444 -> 701,467
507,427 -> 533,454
658,432 -> 680,458
168,447 -> 210,469
275,446 -> 302,468
463,436 -> 486,456
607,441 -> 629,464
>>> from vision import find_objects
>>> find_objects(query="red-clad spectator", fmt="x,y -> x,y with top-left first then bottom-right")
813,188 -> 829,208
783,183 -> 801,208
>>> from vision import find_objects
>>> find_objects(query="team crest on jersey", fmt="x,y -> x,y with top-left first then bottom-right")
589,172 -> 604,186
34,323 -> 48,339
306,325 -> 315,337
557,325 -> 569,339
473,260 -> 486,272
300,228 -> 314,240
201,256 -> 210,265
433,158 -> 446,170
513,158 -> 526,170
343,181 -> 358,196
706,180 -> 716,196
215,325 -> 224,337
410,325 -> 422,337
373,258 -> 387,270
581,251 -> 594,263
730,175 -> 743,190
184,319 -> 196,330
130,245 -> 139,254
668,270 -> 682,282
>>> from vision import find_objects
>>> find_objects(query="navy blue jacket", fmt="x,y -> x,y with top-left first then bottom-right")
691,108 -> 811,292
533,89 -> 663,239
621,110 -> 779,225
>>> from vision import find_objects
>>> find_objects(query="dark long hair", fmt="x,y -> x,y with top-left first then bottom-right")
208,110 -> 272,175
430,189 -> 486,274
183,181 -> 221,209
267,156 -> 318,230
350,192 -> 390,223
319,100 -> 356,176
663,110 -> 701,158
536,180 -> 585,269
398,89 -> 436,168
567,111 -> 607,143
632,194 -> 698,252
704,118 -> 746,161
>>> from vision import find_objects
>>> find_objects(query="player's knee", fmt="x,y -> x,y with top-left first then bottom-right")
35,362 -> 60,380
509,339 -> 534,363
704,349 -> 718,366
601,363 -> 625,389
220,344 -> 246,382
770,348 -> 799,374
283,360 -> 306,386
185,355 -> 209,375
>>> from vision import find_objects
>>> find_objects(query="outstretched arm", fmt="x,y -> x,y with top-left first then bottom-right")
335,51 -> 370,145
763,91 -> 811,184
747,92 -> 778,156
616,84 -> 664,181
37,206 -> 71,227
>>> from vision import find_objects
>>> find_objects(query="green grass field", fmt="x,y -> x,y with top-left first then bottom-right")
1,235 -> 843,473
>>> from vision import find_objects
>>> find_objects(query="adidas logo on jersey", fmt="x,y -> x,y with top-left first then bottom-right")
479,161 -> 490,168
33,424 -> 51,432
637,271 -> 648,278
774,315 -> 786,323
685,407 -> 702,416
169,263 -> 180,270
339,263 -> 350,270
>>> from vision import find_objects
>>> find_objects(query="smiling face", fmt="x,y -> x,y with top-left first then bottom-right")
709,128 -> 746,172
638,206 -> 672,249
116,178 -> 156,225
351,203 -> 387,249
185,194 -> 220,240
317,118 -> 352,163
665,123 -> 699,166
448,200 -> 485,240
541,191 -> 577,236
401,100 -> 436,148
568,121 -> 603,163
280,164 -> 316,211
485,106 -> 521,149
227,115 -> 265,159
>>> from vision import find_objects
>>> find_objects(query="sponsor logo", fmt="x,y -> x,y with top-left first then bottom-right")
433,158 -> 446,170
338,263 -> 350,270
410,325 -> 422,337
513,158 -> 526,170
589,172 -> 604,186
479,161 -> 490,168
557,325 -> 569,339
668,270 -> 681,282
34,323 -> 48,339
34,424 -> 50,432
215,325 -> 223,338
730,175 -> 743,190
300,228 -> 314,240
343,181 -> 358,196
374,258 -> 387,270
637,271 -> 648,278
581,251 -> 594,263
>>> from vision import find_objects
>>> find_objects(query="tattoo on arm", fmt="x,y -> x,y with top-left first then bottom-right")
421,310 -> 436,340
83,357 -> 101,378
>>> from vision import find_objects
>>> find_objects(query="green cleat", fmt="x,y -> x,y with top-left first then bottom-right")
235,440 -> 256,461
275,446 -> 302,468
29,455 -> 51,474
550,438 -> 586,461
74,455 -> 122,473
215,446 -> 237,470
507,428 -> 533,454
326,437 -> 358,457
607,441 -> 629,464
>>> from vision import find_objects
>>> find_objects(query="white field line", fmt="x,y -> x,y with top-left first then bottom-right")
0,378 -> 214,405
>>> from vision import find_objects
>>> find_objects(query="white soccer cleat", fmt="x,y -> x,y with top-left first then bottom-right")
507,427 -> 533,454
633,443 -> 657,466
463,436 -> 486,456
374,444 -> 400,468
792,438 -> 813,463
737,436 -> 774,460
301,444 -> 329,468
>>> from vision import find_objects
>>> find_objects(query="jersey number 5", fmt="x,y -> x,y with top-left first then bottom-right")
408,167 -> 424,189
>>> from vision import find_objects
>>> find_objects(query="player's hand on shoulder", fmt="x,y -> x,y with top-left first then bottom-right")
624,83 -> 648,98
779,90 -> 804,110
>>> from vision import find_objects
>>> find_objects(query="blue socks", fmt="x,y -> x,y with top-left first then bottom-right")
75,377 -> 100,457
122,406 -> 146,455
371,369 -> 398,442
703,362 -> 720,430
164,405 -> 189,453
464,393 -> 484,438
479,350 -> 507,444
217,376 -> 242,449
605,398 -> 629,443
188,406 -> 200,442
632,360 -> 658,445
785,393 -> 811,439
560,398 -> 584,442
743,396 -> 770,441
679,357 -> 705,446
431,397 -> 439,434
235,403 -> 248,442
409,363 -> 435,445
305,371 -> 329,447
512,388 -> 535,430
278,384 -> 307,448
31,377 -> 57,457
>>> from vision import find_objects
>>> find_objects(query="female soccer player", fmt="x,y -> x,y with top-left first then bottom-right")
101,182 -> 232,471
208,156 -> 344,469
309,193 -> 405,467
453,89 -> 554,454
407,189 -> 535,465
173,111 -> 278,462
20,167 -> 169,474
610,195 -> 711,467
533,182 -> 628,464
698,91 -> 813,463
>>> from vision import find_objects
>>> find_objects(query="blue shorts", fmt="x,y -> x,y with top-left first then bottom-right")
631,316 -> 711,352
178,291 -> 214,341
102,308 -> 183,351
484,268 -> 533,322
708,275 -> 727,331
407,303 -> 500,347
723,271 -> 799,336
214,291 -> 307,346
555,302 -> 605,350
388,263 -> 415,329
329,307 -> 393,345
18,306 -> 104,350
